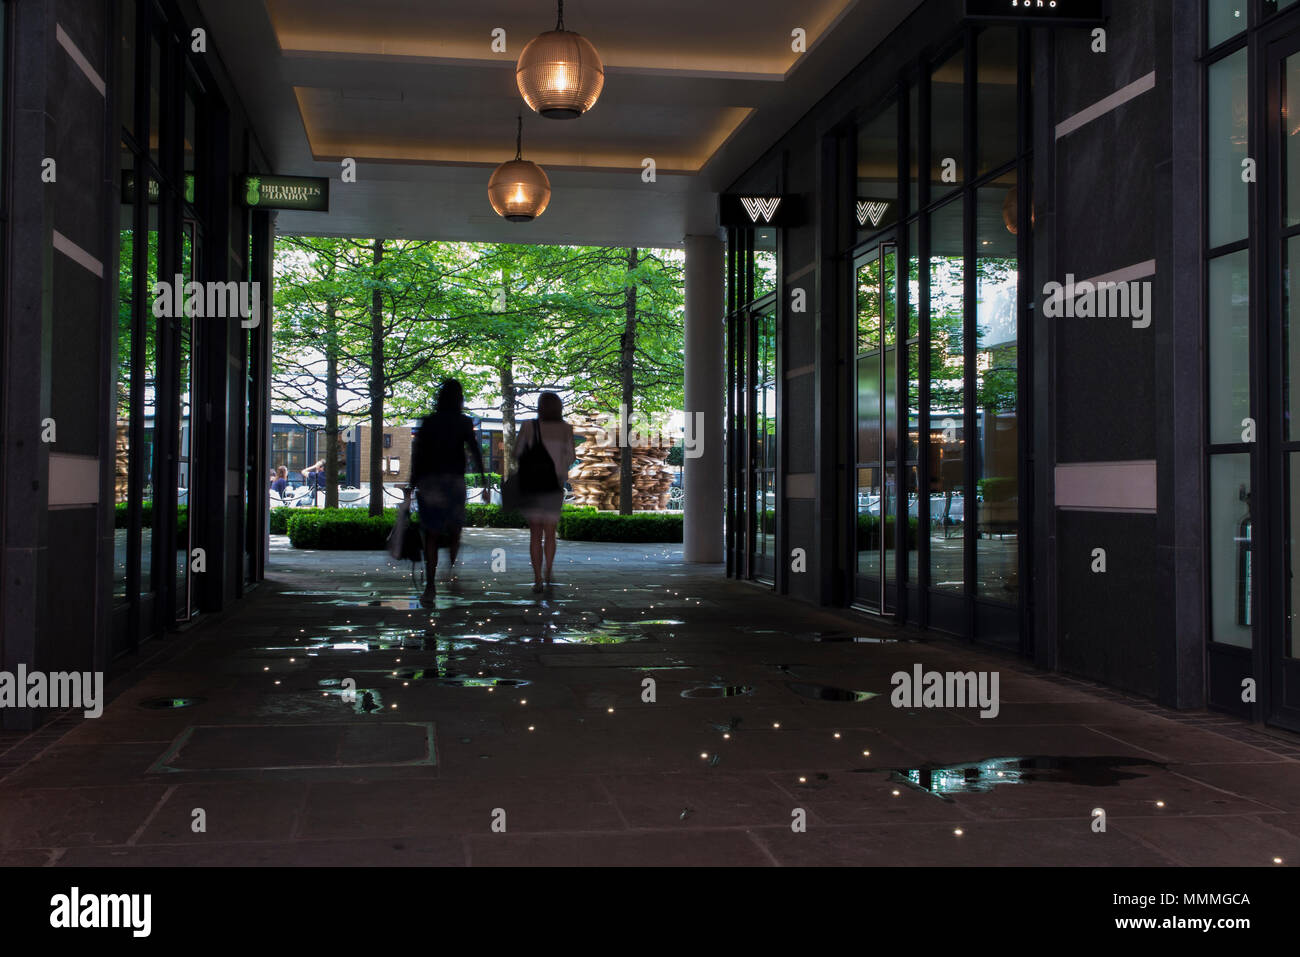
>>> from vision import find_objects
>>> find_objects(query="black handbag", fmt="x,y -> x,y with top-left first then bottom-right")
516,420 -> 560,494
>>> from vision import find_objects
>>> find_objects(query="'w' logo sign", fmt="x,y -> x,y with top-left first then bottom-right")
857,200 -> 889,227
740,196 -> 782,223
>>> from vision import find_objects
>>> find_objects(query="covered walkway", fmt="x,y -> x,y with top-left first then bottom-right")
2,535 -> 1298,867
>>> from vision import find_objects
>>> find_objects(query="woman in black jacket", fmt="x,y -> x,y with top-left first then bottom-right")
409,378 -> 486,605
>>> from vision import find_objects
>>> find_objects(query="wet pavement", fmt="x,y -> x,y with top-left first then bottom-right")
2,528 -> 1300,866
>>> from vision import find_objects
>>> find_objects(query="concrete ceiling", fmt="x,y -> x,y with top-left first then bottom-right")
198,0 -> 925,247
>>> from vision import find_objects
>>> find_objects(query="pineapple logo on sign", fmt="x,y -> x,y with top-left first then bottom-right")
245,176 -> 262,206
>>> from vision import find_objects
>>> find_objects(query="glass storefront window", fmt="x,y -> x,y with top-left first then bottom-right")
931,47 -> 964,203
120,0 -> 136,138
928,199 -> 965,593
1210,453 -> 1253,647
976,28 -> 1018,176
908,82 -> 919,213
753,229 -> 776,300
1288,237 -> 1300,438
1285,52 -> 1300,228
1209,250 -> 1251,444
1209,0 -> 1248,46
975,178 -> 1019,603
1208,48 -> 1249,248
116,148 -> 135,601
857,99 -> 898,239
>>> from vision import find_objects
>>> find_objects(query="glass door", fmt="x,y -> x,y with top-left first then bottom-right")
854,242 -> 899,612
727,297 -> 777,582
1267,26 -> 1300,729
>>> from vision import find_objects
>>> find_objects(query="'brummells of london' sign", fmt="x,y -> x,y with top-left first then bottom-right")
964,0 -> 1107,22
240,175 -> 329,211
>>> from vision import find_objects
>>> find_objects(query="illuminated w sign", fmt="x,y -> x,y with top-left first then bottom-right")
857,200 -> 890,228
740,196 -> 782,223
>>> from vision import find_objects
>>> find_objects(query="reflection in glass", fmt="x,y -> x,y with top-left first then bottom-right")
142,213 -> 159,597
975,178 -> 1019,602
177,225 -> 194,616
1209,250 -> 1251,443
1208,49 -> 1248,248
857,99 -> 897,238
976,28 -> 1018,176
928,200 -> 964,592
1291,453 -> 1300,659
1208,0 -> 1247,47
116,152 -> 134,601
1286,54 -> 1300,228
120,0 -> 136,138
753,229 -> 776,301
931,47 -> 964,202
1289,237 -> 1300,439
857,256 -> 879,353
1210,454 -> 1253,648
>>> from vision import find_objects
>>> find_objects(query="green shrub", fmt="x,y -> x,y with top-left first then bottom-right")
465,503 -> 527,528
465,472 -> 503,488
558,512 -> 683,542
287,509 -> 395,550
114,501 -> 187,544
856,513 -> 919,550
269,507 -> 295,534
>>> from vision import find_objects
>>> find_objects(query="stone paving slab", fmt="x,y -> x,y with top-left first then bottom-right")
1,531 -> 1297,867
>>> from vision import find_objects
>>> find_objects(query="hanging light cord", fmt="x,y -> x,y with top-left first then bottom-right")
555,0 -> 565,31
514,115 -> 523,160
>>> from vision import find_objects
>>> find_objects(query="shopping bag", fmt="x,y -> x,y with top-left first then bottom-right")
388,499 -> 411,560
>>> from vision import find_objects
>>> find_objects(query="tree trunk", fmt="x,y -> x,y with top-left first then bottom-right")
367,239 -> 386,516
324,298 -> 339,510
619,247 -> 638,515
500,357 -> 516,477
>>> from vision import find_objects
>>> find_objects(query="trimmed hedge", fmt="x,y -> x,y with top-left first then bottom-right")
270,507 -> 295,534
558,512 -> 683,543
113,501 -> 188,544
287,510 -> 393,550
856,514 -> 919,550
284,503 -> 601,549
465,473 -> 503,488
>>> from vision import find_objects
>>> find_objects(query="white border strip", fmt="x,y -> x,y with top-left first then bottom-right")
49,453 -> 100,507
56,24 -> 106,97
53,230 -> 103,278
1055,460 -> 1157,513
1082,259 -> 1157,286
1055,71 -> 1156,140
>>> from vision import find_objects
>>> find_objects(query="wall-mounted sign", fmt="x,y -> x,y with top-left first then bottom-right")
964,0 -> 1107,23
855,198 -> 897,231
122,172 -> 195,205
240,175 -> 329,211
720,194 -> 798,228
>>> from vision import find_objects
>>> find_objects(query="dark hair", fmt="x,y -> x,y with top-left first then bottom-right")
538,392 -> 563,422
436,378 -> 464,415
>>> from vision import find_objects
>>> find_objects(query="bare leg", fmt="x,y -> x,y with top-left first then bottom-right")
421,530 -> 438,602
542,520 -> 558,583
445,525 -> 462,574
528,519 -> 544,591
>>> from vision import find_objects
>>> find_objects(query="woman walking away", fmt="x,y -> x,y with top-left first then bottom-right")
515,392 -> 574,593
410,378 -> 486,606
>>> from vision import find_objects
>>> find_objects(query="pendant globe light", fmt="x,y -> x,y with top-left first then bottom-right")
488,116 -> 551,222
516,0 -> 604,119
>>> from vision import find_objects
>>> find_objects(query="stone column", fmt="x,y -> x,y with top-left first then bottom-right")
683,234 -> 725,563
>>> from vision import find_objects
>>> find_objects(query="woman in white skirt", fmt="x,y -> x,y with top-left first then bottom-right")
515,392 -> 574,592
